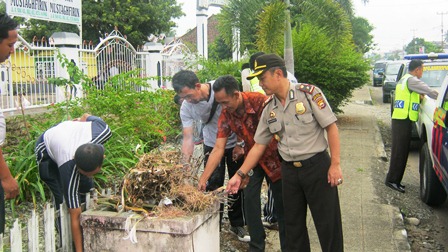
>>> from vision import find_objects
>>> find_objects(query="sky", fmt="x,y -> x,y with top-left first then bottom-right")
354,0 -> 448,53
174,0 -> 448,53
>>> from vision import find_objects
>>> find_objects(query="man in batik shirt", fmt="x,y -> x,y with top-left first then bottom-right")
198,75 -> 285,251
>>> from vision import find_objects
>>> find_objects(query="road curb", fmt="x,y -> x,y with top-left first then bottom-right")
374,122 -> 388,162
367,85 -> 411,251
364,88 -> 388,161
391,206 -> 412,251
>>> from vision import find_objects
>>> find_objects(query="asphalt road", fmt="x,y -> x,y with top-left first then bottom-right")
370,85 -> 448,251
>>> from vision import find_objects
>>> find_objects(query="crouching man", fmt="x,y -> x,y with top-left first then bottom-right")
35,114 -> 112,252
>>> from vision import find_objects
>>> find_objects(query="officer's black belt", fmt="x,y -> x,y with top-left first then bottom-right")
284,151 -> 327,168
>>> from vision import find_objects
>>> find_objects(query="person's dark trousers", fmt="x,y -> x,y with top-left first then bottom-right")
263,177 -> 277,223
204,145 -> 245,228
0,184 -> 5,234
244,165 -> 285,252
38,157 -> 64,246
39,158 -> 93,247
39,158 -> 64,208
386,118 -> 412,184
282,151 -> 343,252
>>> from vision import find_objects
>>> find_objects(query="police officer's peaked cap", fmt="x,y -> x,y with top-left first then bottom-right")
246,54 -> 286,80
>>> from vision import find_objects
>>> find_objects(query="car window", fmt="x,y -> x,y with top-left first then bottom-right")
385,63 -> 401,75
421,65 -> 448,87
374,62 -> 386,70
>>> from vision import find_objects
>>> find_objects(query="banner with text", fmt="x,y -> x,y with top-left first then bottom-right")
6,0 -> 82,26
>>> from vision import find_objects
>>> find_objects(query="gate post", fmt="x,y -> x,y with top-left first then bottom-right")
142,42 -> 164,90
50,32 -> 82,102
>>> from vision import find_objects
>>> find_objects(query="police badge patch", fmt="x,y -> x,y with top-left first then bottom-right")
312,93 -> 326,109
316,99 -> 326,109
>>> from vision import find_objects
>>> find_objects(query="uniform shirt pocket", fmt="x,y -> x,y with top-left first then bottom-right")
268,120 -> 282,133
294,113 -> 314,124
293,113 -> 317,135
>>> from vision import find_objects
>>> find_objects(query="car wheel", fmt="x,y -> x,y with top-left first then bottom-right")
419,142 -> 447,206
382,94 -> 389,103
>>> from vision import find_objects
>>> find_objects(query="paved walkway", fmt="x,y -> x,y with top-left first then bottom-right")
300,85 -> 411,251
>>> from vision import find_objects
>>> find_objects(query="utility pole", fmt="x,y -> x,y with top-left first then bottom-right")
284,0 -> 294,75
437,12 -> 448,49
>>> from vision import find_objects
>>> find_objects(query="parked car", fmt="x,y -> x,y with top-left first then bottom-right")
382,60 -> 409,103
416,70 -> 448,206
372,60 -> 387,86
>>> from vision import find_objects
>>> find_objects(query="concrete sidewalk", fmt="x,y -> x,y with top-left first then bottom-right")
305,84 -> 411,251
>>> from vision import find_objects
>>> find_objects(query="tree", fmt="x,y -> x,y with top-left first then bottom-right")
383,50 -> 401,61
351,17 -> 374,54
17,0 -> 183,47
217,0 -> 268,54
404,38 -> 443,54
290,0 -> 374,54
209,36 -> 233,60
255,2 -> 286,55
298,0 -> 352,47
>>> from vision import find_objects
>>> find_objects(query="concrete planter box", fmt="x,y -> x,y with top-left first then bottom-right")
80,202 -> 220,252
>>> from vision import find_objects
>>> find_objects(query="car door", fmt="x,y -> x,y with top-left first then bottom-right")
395,63 -> 405,82
432,89 -> 448,190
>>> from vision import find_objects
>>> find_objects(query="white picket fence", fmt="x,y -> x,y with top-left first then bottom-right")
0,203 -> 70,252
0,190 -> 103,252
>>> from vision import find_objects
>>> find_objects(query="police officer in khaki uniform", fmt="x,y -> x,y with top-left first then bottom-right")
226,54 -> 344,252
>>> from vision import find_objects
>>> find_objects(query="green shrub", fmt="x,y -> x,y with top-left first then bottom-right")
188,57 -> 243,83
293,23 -> 370,113
4,55 -> 182,208
4,112 -> 61,207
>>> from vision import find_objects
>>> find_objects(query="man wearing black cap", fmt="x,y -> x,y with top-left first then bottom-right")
247,52 -> 299,230
226,53 -> 344,251
35,113 -> 112,251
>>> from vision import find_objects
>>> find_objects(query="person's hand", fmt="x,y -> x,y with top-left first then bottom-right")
232,146 -> 244,162
1,176 -> 19,199
327,163 -> 343,187
240,176 -> 250,189
197,174 -> 207,191
226,174 -> 242,194
79,113 -> 91,122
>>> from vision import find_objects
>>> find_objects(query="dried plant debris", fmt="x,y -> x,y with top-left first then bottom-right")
96,147 -> 221,218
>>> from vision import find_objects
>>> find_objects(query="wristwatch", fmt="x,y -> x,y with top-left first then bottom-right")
236,169 -> 253,179
236,169 -> 247,179
236,140 -> 245,148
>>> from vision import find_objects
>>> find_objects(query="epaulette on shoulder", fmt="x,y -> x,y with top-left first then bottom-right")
296,83 -> 315,94
263,95 -> 274,108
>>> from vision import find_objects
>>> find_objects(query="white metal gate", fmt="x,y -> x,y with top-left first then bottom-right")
79,29 -> 144,91
0,30 -> 192,113
0,36 -> 58,112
